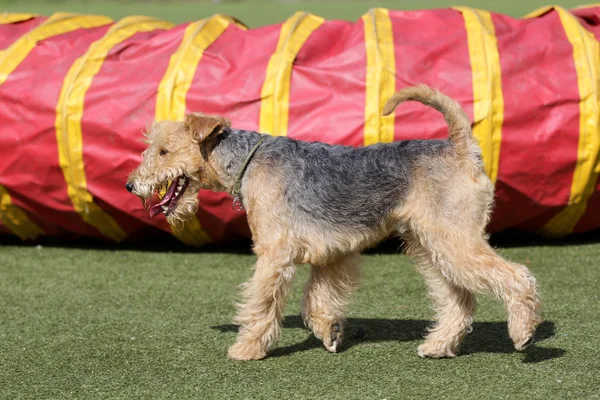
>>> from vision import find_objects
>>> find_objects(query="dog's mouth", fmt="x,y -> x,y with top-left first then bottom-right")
148,176 -> 189,218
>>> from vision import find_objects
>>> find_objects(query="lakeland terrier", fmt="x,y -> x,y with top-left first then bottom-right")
126,84 -> 542,360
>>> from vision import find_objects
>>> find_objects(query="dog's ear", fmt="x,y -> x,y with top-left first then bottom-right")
184,113 -> 231,142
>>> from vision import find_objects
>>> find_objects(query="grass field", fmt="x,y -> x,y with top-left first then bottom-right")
1,0 -> 599,398
1,241 -> 600,398
0,0 -> 589,26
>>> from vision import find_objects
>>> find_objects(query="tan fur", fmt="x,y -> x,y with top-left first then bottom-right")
397,156 -> 541,355
127,113 -> 229,226
127,85 -> 542,361
301,253 -> 361,352
383,84 -> 483,177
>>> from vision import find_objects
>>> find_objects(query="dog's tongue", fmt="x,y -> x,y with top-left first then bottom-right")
149,180 -> 177,217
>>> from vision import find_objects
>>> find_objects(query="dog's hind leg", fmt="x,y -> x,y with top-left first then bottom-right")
228,253 -> 296,361
301,252 -> 361,353
453,242 -> 541,352
406,238 -> 477,358
408,226 -> 541,357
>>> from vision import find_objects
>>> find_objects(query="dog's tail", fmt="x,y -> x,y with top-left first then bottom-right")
382,84 -> 476,161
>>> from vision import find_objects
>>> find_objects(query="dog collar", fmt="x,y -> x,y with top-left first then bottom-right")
231,136 -> 266,211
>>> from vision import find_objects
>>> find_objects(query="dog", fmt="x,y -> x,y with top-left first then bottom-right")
126,84 -> 541,360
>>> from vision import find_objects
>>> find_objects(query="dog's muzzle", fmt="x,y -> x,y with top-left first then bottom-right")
125,182 -> 134,193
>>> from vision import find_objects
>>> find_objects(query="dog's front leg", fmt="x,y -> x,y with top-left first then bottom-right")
301,252 -> 361,353
228,254 -> 296,360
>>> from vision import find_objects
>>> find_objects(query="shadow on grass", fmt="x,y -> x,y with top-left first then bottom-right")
212,316 -> 563,363
0,233 -> 255,255
3,228 -> 599,254
367,228 -> 600,254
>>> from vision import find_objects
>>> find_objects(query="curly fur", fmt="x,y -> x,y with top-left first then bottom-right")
126,85 -> 542,360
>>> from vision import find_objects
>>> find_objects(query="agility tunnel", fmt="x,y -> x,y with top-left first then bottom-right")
1,5 -> 600,247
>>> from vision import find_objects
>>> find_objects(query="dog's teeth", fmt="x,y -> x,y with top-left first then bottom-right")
161,205 -> 168,211
178,178 -> 185,185
175,191 -> 180,196
177,185 -> 183,191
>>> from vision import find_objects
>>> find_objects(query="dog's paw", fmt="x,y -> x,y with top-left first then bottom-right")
509,319 -> 539,351
514,335 -> 535,351
227,341 -> 267,361
323,322 -> 343,353
417,341 -> 457,359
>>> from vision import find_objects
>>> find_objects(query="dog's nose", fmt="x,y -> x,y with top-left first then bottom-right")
125,182 -> 134,193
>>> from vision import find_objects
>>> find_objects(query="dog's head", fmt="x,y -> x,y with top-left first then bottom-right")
126,113 -> 230,224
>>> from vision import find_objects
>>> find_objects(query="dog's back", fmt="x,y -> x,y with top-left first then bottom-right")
253,134 -> 451,231
246,84 -> 485,236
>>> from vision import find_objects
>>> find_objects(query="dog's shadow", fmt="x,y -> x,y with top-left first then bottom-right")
211,316 -> 564,363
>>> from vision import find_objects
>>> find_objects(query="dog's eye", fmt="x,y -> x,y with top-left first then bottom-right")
159,149 -> 168,156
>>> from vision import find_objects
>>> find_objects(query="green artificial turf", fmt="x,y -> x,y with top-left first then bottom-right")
0,0 -> 598,398
0,0 -> 588,26
1,242 -> 599,399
